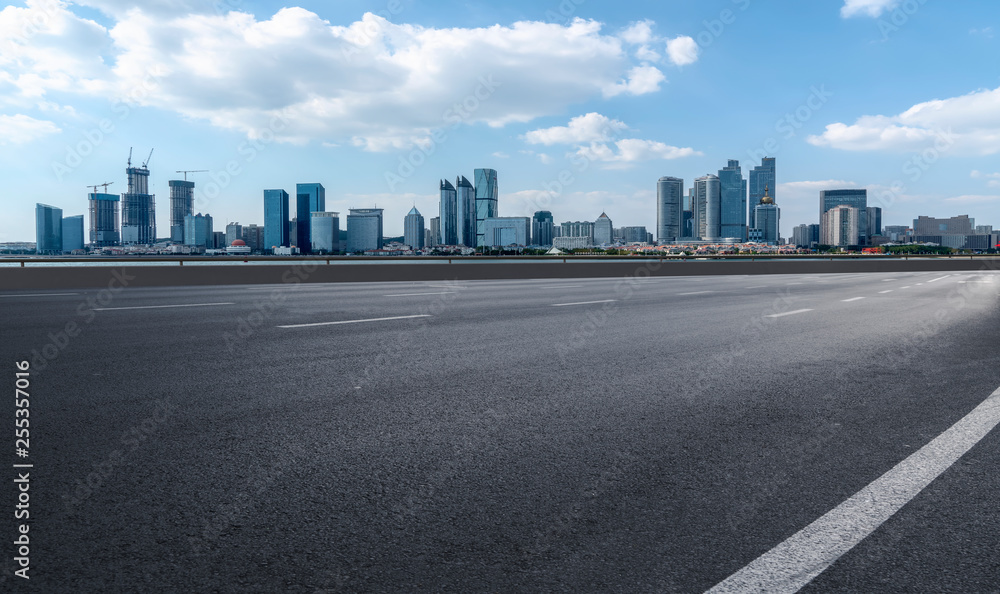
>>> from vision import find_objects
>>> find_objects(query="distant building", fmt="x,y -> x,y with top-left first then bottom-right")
474,168 -> 499,247
748,157 -> 776,229
62,215 -> 84,252
35,203 -> 63,254
121,164 -> 156,245
404,207 -> 425,250
656,176 -> 683,242
560,221 -> 594,245
792,224 -> 811,248
553,236 -> 590,250
751,186 -> 780,244
694,174 -> 721,240
976,225 -> 994,235
482,217 -> 530,247
532,211 -> 554,247
88,193 -> 120,247
820,189 -> 868,242
226,239 -> 252,255
311,212 -> 340,253
242,224 -> 264,253
621,226 -> 649,244
429,217 -> 441,247
184,213 -> 213,248
456,176 -> 476,247
883,225 -> 911,241
213,231 -> 226,249
913,215 -> 974,236
439,179 -> 458,245
346,208 -> 383,252
263,189 -> 290,252
593,212 -> 614,245
225,222 -> 243,247
168,180 -> 195,242
719,160 -> 747,241
866,207 -> 882,238
822,205 -> 860,246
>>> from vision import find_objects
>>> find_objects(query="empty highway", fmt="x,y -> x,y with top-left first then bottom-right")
2,269 -> 1000,592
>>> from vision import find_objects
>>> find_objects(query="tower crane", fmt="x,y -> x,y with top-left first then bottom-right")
175,170 -> 208,181
87,182 -> 114,195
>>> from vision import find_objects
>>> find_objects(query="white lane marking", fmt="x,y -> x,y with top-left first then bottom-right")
927,275 -> 950,283
901,286 -> 912,289
842,297 -> 865,302
279,314 -> 431,328
540,285 -> 584,289
551,299 -> 617,307
765,309 -> 813,318
708,385 -> 1000,594
746,286 -> 767,289
0,293 -> 80,297
787,283 -> 803,286
678,291 -> 715,296
879,290 -> 894,294
383,291 -> 455,297
92,302 -> 234,311
882,279 -> 896,282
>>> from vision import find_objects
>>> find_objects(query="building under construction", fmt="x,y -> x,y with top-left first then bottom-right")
168,180 -> 195,242
88,193 -> 120,247
121,152 -> 156,245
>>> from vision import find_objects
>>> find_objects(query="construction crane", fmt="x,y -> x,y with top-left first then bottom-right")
142,148 -> 154,169
127,147 -> 133,168
87,182 -> 114,195
175,170 -> 208,181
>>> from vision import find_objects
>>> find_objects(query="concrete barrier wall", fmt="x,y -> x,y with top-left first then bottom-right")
1,258 -> 999,290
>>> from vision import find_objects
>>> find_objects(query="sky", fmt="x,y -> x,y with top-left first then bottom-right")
1,0 -> 998,241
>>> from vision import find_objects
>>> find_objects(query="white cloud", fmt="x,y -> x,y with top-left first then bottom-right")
635,45 -> 661,63
492,151 -> 510,159
665,36 -> 699,66
575,139 -> 700,169
524,112 -> 628,145
840,0 -> 900,18
808,86 -> 1000,154
944,194 -> 1000,205
621,20 -> 654,45
0,113 -> 61,144
971,170 -> 1000,179
603,65 -> 666,98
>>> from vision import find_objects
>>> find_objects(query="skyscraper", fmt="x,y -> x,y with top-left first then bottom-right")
429,217 -> 440,247
168,180 -> 194,242
822,205 -> 860,246
656,176 -> 683,243
62,215 -> 84,252
263,189 -> 290,252
225,222 -> 243,246
474,168 -> 499,247
820,189 -> 868,242
719,160 -> 747,241
35,203 -> 62,254
346,208 -> 383,252
482,217 -> 530,247
456,176 -> 476,247
88,193 -> 120,247
694,174 -> 721,240
748,157 -> 776,229
184,213 -> 213,248
121,162 -> 156,244
311,212 -> 340,253
752,187 -> 780,244
532,211 -> 554,247
594,212 -> 614,245
439,179 -> 458,245
296,183 -> 325,253
867,207 -> 882,238
404,207 -> 425,250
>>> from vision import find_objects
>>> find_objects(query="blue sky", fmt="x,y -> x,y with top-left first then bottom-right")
1,0 -> 998,241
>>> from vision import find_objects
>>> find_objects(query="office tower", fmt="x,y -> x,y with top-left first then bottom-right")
439,179 -> 458,245
474,168 -> 499,247
88,193 -> 120,247
913,215 -> 974,236
295,183 -> 325,253
792,224 -> 811,248
867,207 -> 882,238
311,212 -> 340,253
289,218 -> 297,246
694,174 -> 721,240
429,217 -> 440,247
456,176 -> 476,247
561,221 -> 595,244
263,189 -> 290,252
424,229 -> 433,249
242,224 -> 264,253
35,203 -> 63,254
122,162 -> 156,244
213,232 -> 225,249
594,212 -> 614,245
62,215 -> 84,252
822,205 -> 860,246
404,207 -> 425,250
621,226 -> 650,243
482,217 -> 530,247
346,208 -> 383,252
184,213 -> 213,248
820,189 -> 868,242
976,225 -> 994,235
225,222 -> 243,247
719,160 -> 748,240
683,187 -> 695,238
532,211 -> 554,247
748,157 -> 776,229
656,176 -> 683,243
751,187 -> 780,244
168,180 -> 195,242
809,224 -> 821,245
883,225 -> 909,241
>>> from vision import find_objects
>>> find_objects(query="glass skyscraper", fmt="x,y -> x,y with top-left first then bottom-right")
474,168 -> 498,247
456,176 -> 476,247
121,165 -> 156,245
482,217 -> 530,247
594,212 -> 614,245
184,213 -> 213,248
820,189 -> 868,242
718,160 -> 747,241
694,174 -> 721,240
310,212 -> 340,253
346,208 -> 383,252
656,176 -> 683,243
748,157 -> 776,229
404,207 -> 425,250
168,180 -> 195,243
439,179 -> 458,245
532,211 -> 554,247
62,215 -> 84,252
88,193 -> 120,247
35,203 -> 63,254
263,189 -> 290,252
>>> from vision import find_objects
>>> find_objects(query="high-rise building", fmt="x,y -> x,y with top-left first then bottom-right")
346,208 -> 383,252
719,160 -> 747,241
121,163 -> 156,244
62,215 -> 84,252
867,207 -> 882,238
532,211 -> 554,247
748,157 -> 776,229
913,215 -> 974,236
474,168 -> 499,247
404,207 -> 425,250
820,189 -> 868,242
225,222 -> 243,247
311,212 -> 340,253
263,189 -> 290,252
792,224 -> 811,248
752,187 -> 780,244
213,231 -> 226,250
656,177 -> 683,243
439,179 -> 458,245
976,225 -> 994,235
594,212 -> 614,245
296,183 -> 325,253
184,213 -> 213,248
456,176 -> 476,247
822,205 -> 860,246
168,180 -> 195,242
482,217 -> 530,247
694,174 -> 721,240
561,221 -> 595,244
429,217 -> 441,247
88,193 -> 120,247
35,203 -> 63,254
242,224 -> 264,253
883,225 -> 910,241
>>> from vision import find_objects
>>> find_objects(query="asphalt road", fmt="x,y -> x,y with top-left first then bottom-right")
2,269 -> 999,592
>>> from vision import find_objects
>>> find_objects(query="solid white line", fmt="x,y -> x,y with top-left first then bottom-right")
927,275 -> 950,283
879,290 -> 894,294
551,299 -> 617,307
279,314 -> 431,328
708,385 -> 1000,594
540,285 -> 584,289
765,309 -> 813,318
383,291 -> 455,297
678,291 -> 714,296
901,286 -> 912,289
842,297 -> 865,302
0,293 -> 80,297
746,286 -> 767,289
93,302 -> 234,311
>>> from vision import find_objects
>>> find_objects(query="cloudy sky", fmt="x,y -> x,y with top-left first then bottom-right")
1,0 -> 998,240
